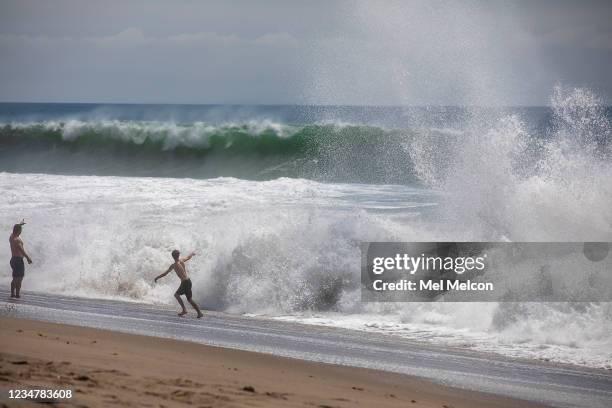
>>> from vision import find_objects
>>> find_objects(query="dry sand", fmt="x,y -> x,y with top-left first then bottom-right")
0,317 -> 550,408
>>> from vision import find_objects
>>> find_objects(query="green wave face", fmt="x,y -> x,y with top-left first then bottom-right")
0,121 -> 439,184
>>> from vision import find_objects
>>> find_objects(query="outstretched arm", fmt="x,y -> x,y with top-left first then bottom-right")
154,265 -> 173,283
181,252 -> 196,262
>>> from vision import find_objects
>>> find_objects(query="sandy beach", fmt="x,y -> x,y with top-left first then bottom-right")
0,316 -> 551,408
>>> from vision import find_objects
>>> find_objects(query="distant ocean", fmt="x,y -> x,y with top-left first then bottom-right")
1,86 -> 611,369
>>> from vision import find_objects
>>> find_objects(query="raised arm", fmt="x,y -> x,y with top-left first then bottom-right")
181,252 -> 196,262
154,265 -> 173,283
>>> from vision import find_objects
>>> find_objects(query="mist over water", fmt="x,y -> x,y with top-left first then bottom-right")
411,86 -> 612,241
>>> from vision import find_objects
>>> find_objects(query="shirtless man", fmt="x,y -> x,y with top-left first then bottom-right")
9,220 -> 32,298
154,250 -> 203,318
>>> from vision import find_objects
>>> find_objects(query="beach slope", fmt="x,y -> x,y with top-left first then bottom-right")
0,317 -> 548,408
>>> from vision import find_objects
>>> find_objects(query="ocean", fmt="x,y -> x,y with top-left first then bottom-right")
1,86 -> 611,369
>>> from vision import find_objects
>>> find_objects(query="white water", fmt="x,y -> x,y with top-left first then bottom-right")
1,87 -> 611,369
0,170 -> 610,369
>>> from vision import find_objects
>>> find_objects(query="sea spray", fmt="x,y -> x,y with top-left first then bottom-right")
0,87 -> 610,368
409,87 -> 612,241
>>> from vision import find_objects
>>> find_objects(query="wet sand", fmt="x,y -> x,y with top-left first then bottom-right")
0,317 -> 550,408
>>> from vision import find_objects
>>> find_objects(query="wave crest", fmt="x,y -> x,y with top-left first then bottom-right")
0,119 -> 430,183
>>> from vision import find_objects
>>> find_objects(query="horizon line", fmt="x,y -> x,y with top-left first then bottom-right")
0,101 -> 577,109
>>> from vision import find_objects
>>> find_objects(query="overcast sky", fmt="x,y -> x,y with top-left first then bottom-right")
0,0 -> 611,105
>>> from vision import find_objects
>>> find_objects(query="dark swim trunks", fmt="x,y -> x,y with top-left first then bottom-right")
176,278 -> 193,299
10,256 -> 25,278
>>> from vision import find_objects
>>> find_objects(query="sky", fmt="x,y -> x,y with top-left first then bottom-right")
0,0 -> 611,106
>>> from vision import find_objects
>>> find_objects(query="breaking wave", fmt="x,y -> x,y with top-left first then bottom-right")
0,119 -> 426,184
0,86 -> 611,368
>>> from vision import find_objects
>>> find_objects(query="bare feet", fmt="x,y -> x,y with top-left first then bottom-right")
178,311 -> 187,317
197,312 -> 204,319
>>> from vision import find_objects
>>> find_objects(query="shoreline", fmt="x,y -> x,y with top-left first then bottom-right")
1,290 -> 610,408
4,288 -> 606,372
0,316 -> 550,408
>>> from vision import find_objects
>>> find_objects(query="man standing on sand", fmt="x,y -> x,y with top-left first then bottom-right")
9,219 -> 32,298
154,250 -> 204,318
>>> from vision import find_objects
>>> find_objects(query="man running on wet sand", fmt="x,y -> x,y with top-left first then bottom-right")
9,219 -> 32,298
154,250 -> 204,318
